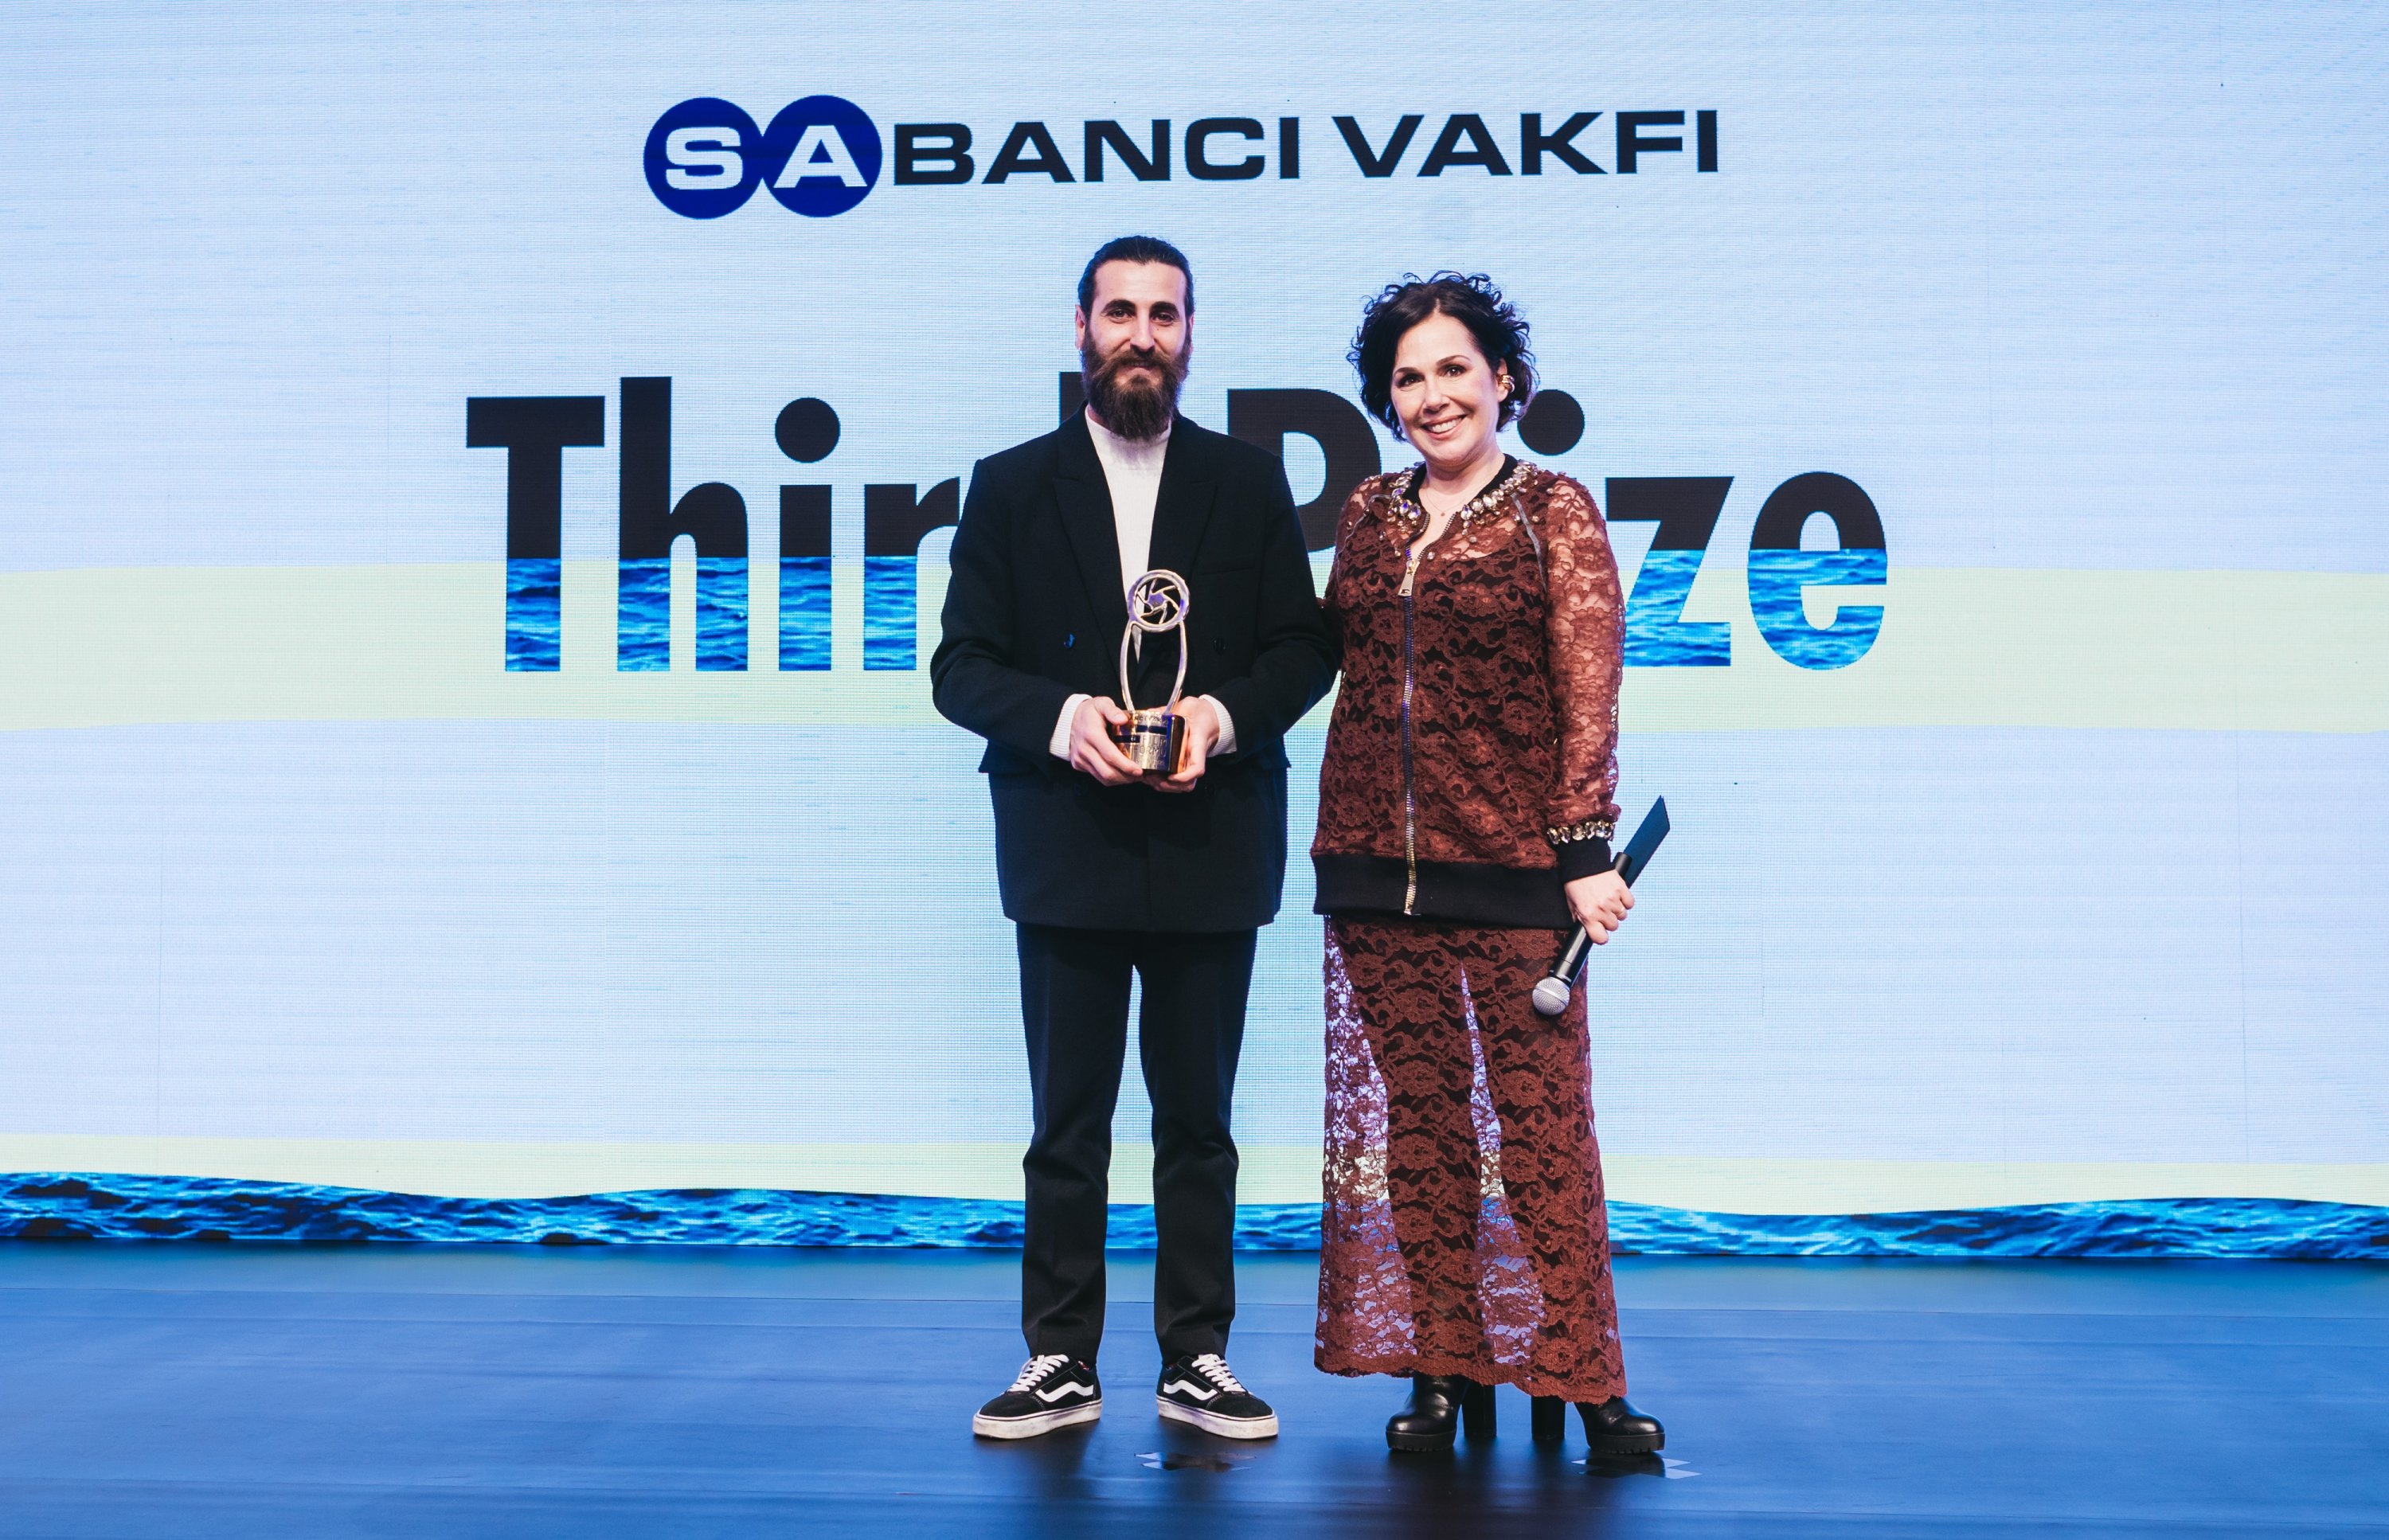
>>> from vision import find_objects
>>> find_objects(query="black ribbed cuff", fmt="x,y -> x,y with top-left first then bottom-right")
1553,837 -> 1615,883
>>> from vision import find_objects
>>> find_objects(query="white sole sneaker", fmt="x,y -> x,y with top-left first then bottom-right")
972,1397 -> 1103,1440
1156,1397 -> 1279,1440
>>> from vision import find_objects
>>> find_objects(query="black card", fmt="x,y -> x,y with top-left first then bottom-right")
1613,798 -> 1671,887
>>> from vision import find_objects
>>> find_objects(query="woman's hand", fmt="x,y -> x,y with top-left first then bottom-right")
1562,869 -> 1633,944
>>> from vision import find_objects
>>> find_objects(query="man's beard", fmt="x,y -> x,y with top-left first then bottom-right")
1081,336 -> 1189,442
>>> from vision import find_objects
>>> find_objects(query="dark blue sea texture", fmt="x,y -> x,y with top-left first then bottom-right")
779,557 -> 832,670
2,1176 -> 2381,1257
1747,548 -> 1886,669
862,555 -> 917,670
1605,1198 -> 2389,1257
616,557 -> 749,670
1624,549 -> 1732,666
506,558 -> 561,671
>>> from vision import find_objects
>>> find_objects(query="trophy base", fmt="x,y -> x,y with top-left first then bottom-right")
1114,707 -> 1186,774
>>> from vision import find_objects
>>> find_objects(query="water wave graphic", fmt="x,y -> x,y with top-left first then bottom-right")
862,557 -> 917,670
505,557 -> 561,671
616,557 -> 749,670
2,1175 -> 2380,1257
1623,549 -> 1732,666
1746,548 -> 1887,668
779,557 -> 832,670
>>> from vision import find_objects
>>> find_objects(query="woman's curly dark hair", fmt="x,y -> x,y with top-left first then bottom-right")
1349,272 -> 1535,438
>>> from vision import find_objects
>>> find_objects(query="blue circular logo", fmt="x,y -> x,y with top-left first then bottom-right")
644,98 -> 762,219
760,96 -> 882,217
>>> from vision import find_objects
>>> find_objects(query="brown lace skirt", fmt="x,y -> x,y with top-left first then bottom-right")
1315,915 -> 1627,1403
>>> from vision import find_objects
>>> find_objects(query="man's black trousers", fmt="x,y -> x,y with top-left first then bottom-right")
1015,921 -> 1256,1365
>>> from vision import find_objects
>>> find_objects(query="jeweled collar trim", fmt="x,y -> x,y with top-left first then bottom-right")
1388,456 -> 1535,540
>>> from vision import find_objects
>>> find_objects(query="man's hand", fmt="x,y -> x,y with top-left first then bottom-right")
1563,869 -> 1634,944
1151,696 -> 1222,793
1069,697 -> 1145,785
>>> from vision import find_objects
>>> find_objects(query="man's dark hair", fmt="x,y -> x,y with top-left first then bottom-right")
1077,235 -> 1194,315
1349,272 -> 1535,436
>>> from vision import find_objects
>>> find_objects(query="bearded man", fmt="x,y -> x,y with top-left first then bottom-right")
933,236 -> 1333,1441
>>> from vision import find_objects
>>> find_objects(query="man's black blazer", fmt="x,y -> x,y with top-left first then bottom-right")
932,412 -> 1335,932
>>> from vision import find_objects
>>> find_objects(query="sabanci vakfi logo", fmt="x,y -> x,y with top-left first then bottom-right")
643,97 -> 1722,218
644,96 -> 883,219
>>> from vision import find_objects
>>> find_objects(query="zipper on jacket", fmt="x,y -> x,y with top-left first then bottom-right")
1398,546 -> 1424,915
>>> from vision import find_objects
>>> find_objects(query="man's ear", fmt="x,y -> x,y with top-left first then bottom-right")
1073,307 -> 1089,350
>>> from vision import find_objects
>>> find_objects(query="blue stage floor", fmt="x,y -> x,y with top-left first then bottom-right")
2,1243 -> 2383,1537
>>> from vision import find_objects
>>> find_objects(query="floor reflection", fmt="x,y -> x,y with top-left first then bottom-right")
1582,1452 -> 1699,1479
971,1420 -> 1097,1505
1138,1449 -> 1249,1472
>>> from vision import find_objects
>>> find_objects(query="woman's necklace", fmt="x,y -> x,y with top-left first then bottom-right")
1405,455 -> 1521,546
1417,466 -> 1488,519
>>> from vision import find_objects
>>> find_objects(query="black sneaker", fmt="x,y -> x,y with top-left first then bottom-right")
972,1354 -> 1102,1440
1155,1353 -> 1279,1439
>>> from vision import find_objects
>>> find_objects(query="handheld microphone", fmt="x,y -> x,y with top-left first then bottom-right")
1531,798 -> 1669,1018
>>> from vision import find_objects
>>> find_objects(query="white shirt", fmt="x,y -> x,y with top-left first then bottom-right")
1087,407 -> 1167,597
1050,408 -> 1238,760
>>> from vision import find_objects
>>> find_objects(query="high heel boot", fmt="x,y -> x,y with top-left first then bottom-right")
1385,1374 -> 1497,1452
1531,1395 -> 1664,1455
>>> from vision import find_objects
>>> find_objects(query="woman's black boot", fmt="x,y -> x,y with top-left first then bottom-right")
1531,1395 -> 1567,1444
1462,1379 -> 1497,1440
1577,1396 -> 1664,1455
1386,1374 -> 1496,1452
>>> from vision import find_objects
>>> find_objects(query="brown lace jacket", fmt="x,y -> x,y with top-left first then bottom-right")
1312,459 -> 1623,928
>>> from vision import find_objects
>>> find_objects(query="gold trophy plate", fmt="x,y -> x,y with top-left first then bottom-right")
1117,706 -> 1188,774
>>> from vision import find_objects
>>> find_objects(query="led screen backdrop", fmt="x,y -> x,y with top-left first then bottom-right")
2,2 -> 2383,1252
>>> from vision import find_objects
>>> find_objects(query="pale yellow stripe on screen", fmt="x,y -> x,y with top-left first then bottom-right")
1633,566 -> 2389,735
2,1135 -> 2384,1213
0,562 -> 2381,733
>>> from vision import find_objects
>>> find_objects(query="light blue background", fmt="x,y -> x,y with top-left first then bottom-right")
1,2 -> 2382,1178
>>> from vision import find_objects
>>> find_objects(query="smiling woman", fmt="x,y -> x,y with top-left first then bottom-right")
1351,272 -> 1534,439
1312,272 -> 1659,1457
